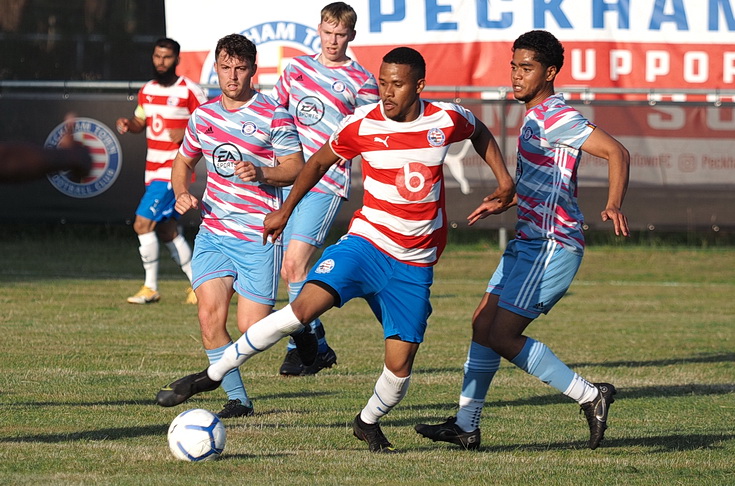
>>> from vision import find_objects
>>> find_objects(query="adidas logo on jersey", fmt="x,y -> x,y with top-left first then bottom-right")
204,126 -> 214,134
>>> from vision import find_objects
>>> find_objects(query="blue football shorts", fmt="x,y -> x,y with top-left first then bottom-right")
282,189 -> 343,249
487,238 -> 583,319
135,180 -> 179,222
306,234 -> 433,343
191,228 -> 282,305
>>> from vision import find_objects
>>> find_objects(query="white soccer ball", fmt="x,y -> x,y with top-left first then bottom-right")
167,408 -> 226,461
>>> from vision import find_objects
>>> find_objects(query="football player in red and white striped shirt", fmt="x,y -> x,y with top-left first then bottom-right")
156,46 -> 515,453
116,38 -> 208,305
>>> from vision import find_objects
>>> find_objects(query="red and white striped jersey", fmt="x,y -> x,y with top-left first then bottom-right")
329,100 -> 476,266
137,76 -> 207,185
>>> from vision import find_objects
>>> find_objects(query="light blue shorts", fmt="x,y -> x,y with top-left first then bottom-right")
307,234 -> 433,343
135,180 -> 178,222
282,189 -> 343,249
191,228 -> 282,305
487,239 -> 583,319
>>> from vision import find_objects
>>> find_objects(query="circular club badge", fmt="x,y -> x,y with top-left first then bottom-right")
45,117 -> 122,198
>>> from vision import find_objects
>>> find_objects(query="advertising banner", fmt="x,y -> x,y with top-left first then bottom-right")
0,94 -> 732,228
166,0 -> 735,93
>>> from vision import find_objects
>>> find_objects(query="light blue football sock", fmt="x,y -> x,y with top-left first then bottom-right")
206,342 -> 249,405
456,341 -> 501,431
460,341 -> 501,399
510,337 -> 574,394
287,279 -> 328,353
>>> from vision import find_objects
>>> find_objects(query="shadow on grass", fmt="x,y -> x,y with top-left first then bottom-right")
0,424 -> 168,443
416,352 -> 735,376
408,383 -> 735,414
568,351 -> 735,369
0,390 -> 336,409
410,433 -> 735,453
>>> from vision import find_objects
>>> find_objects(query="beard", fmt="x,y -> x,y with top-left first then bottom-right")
153,64 -> 178,86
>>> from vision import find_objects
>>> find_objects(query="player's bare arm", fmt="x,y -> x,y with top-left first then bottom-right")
235,151 -> 305,186
580,127 -> 631,236
171,152 -> 200,214
262,143 -> 340,244
115,114 -> 145,135
168,128 -> 186,144
466,120 -> 517,226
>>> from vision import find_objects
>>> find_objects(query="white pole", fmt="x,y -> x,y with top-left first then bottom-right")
498,227 -> 508,250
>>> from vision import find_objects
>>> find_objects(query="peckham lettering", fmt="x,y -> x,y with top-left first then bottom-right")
368,0 -> 735,33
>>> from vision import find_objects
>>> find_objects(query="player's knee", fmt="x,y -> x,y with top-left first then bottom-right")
197,309 -> 225,338
280,257 -> 307,283
132,219 -> 151,235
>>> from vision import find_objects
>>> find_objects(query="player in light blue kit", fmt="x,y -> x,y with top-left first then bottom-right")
270,2 -> 379,376
415,30 -> 630,450
167,34 -> 310,419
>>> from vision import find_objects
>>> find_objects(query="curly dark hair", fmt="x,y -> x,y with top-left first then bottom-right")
215,34 -> 257,66
513,30 -> 564,72
382,47 -> 426,81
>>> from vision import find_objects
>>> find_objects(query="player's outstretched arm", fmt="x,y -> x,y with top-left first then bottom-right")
116,113 -> 145,135
466,120 -> 516,226
236,151 -> 305,187
0,114 -> 91,183
580,127 -> 631,237
262,143 -> 340,244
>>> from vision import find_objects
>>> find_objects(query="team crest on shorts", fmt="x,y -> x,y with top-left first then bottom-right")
45,117 -> 122,198
315,259 -> 335,274
427,128 -> 445,147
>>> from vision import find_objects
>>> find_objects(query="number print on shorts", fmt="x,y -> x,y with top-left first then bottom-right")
395,162 -> 433,201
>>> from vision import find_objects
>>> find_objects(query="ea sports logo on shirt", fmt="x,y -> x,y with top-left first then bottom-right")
212,142 -> 242,177
296,96 -> 325,126
395,162 -> 433,201
45,117 -> 122,198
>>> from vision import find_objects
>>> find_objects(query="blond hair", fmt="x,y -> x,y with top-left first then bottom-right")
321,2 -> 357,30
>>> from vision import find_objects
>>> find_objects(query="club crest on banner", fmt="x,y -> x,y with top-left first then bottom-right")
45,117 -> 122,198
200,21 -> 357,89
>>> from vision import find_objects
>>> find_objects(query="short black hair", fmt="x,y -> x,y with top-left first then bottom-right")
513,30 -> 564,72
215,34 -> 257,66
155,38 -> 180,56
382,47 -> 426,81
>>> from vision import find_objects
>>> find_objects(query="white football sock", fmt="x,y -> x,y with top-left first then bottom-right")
138,231 -> 159,290
564,373 -> 600,404
360,366 -> 410,424
208,305 -> 304,381
165,234 -> 193,282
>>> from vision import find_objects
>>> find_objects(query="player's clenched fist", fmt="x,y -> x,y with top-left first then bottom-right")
175,192 -> 199,214
234,160 -> 260,182
116,118 -> 131,134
